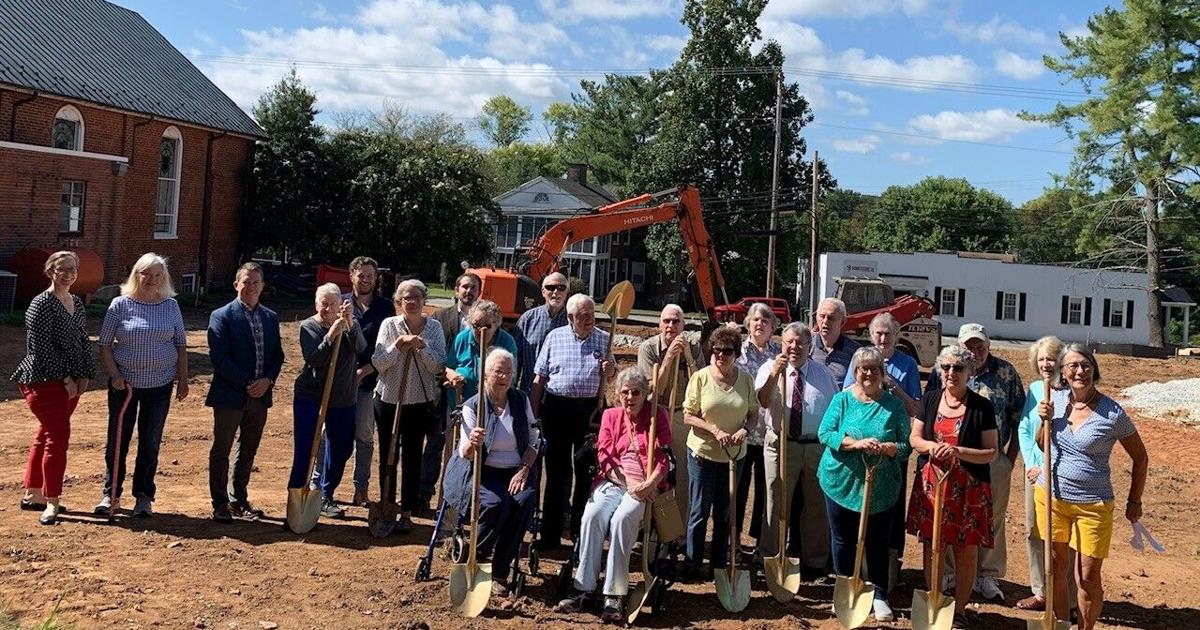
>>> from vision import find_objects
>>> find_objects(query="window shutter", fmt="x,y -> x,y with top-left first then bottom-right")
957,288 -> 966,318
1126,300 -> 1134,329
1084,297 -> 1093,326
995,291 -> 1004,320
1019,293 -> 1027,321
933,287 -> 942,310
1061,296 -> 1069,324
1103,298 -> 1111,327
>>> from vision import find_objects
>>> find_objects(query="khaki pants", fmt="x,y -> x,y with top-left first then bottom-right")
669,409 -> 690,524
759,431 -> 828,569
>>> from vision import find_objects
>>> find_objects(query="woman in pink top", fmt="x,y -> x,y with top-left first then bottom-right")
555,367 -> 672,621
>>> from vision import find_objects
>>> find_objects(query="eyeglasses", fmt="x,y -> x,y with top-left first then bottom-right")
939,364 -> 967,373
1064,362 -> 1094,373
488,370 -> 513,378
713,346 -> 736,357
661,318 -> 681,324
544,284 -> 567,292
53,267 -> 78,275
856,365 -> 882,374
619,389 -> 644,397
399,295 -> 422,303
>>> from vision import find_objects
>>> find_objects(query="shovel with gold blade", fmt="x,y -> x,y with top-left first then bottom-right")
765,377 -> 801,602
449,330 -> 492,617
625,361 -> 669,624
1028,376 -> 1072,630
834,452 -> 881,629
911,460 -> 955,630
588,280 -> 636,427
286,328 -> 344,534
714,444 -> 750,613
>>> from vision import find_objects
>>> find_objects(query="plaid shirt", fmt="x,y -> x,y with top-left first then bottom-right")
513,304 -> 568,392
239,299 -> 265,379
99,296 -> 186,389
534,325 -> 611,398
736,338 -> 780,445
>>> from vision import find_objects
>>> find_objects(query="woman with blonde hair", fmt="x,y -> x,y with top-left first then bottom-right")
13,251 -> 95,525
95,253 -> 189,518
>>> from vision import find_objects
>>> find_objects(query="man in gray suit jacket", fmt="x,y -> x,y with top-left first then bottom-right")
420,271 -> 480,507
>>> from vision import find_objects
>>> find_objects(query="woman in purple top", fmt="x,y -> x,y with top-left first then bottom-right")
96,253 -> 190,518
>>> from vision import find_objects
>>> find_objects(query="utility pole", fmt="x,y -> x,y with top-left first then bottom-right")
765,67 -> 782,298
808,151 -> 820,315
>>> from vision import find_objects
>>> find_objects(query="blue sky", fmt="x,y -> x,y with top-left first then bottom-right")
113,0 -> 1110,205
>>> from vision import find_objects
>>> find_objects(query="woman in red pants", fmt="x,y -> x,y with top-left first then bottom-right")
11,251 -> 95,525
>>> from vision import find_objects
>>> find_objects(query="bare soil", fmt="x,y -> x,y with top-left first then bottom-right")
1,314 -> 1198,629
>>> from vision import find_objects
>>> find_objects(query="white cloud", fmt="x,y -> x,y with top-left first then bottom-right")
890,151 -> 930,165
309,3 -> 336,22
834,90 -> 869,115
765,0 -> 931,20
760,19 -> 824,56
536,0 -> 672,21
994,50 -> 1044,80
944,16 -> 1052,48
645,34 -> 686,53
831,49 -> 979,87
906,108 -> 1043,142
832,134 -> 880,154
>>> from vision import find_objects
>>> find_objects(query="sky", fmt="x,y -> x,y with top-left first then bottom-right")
111,0 -> 1113,205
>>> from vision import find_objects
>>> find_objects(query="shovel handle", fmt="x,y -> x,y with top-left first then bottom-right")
306,331 -> 344,479
381,350 -> 415,499
109,386 -> 135,515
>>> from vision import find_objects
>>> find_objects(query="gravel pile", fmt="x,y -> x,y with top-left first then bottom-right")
1120,378 -> 1200,425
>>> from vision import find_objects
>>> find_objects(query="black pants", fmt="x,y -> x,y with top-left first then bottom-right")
826,496 -> 892,598
889,458 -> 909,559
539,392 -> 596,546
735,443 -> 766,542
373,398 -> 436,511
208,397 -> 269,508
418,394 -> 450,503
478,465 -> 538,582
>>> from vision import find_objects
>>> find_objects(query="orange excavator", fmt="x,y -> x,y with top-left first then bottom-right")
471,185 -> 731,319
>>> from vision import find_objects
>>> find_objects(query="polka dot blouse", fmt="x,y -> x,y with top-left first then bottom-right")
11,291 -> 96,383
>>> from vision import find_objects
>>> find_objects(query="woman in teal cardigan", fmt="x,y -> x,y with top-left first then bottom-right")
818,345 -> 911,623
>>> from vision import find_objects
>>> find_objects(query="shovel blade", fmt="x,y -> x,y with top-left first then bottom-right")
367,501 -> 399,538
1025,614 -> 1073,630
625,576 -> 657,624
714,568 -> 751,613
764,554 -> 802,602
833,575 -> 874,629
449,561 -> 492,618
911,589 -> 955,630
286,486 -> 322,534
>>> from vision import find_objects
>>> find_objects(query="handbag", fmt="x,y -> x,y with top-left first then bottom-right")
623,409 -> 685,541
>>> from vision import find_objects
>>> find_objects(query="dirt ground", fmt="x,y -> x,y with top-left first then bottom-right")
2,310 -> 1199,629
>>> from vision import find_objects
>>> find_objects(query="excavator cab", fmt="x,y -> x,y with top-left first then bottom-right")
470,267 -> 542,321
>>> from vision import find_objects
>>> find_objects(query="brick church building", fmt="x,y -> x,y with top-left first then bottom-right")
0,0 -> 263,294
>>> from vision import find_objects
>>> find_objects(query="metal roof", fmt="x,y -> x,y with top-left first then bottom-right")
0,0 -> 263,138
1160,286 -> 1196,305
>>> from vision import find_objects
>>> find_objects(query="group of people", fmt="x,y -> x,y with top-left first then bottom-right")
13,251 -> 1151,629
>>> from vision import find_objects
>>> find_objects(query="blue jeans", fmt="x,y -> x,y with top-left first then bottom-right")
826,495 -> 892,599
686,450 -> 746,569
312,390 -> 375,492
288,397 -> 356,497
102,382 -> 173,501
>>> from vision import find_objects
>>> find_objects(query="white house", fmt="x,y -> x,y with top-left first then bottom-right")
819,251 -> 1194,346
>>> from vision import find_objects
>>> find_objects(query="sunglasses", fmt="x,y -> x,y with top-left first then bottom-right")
713,346 -> 736,357
939,364 -> 967,373
543,284 -> 567,292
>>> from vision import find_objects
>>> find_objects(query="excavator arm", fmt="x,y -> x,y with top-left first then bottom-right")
523,185 -> 729,312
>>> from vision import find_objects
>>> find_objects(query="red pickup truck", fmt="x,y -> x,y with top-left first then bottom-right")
713,297 -> 792,325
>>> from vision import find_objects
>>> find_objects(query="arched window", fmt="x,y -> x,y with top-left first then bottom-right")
51,105 -> 84,151
155,126 -> 182,237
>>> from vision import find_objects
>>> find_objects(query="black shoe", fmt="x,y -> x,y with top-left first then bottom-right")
231,501 -> 264,520
212,505 -> 234,523
21,497 -> 46,511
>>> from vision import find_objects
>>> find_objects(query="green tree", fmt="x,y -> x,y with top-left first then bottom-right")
1022,0 -> 1200,346
859,177 -> 1013,252
248,70 -> 336,262
477,95 -> 532,147
542,101 -> 577,144
1010,187 -> 1093,263
485,142 -> 568,195
821,189 -> 875,253
562,74 -> 664,192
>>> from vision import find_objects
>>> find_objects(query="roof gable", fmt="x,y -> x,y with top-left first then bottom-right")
0,0 -> 263,138
494,175 -> 618,212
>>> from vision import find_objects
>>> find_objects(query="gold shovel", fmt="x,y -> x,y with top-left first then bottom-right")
714,445 -> 750,612
1027,377 -> 1072,630
286,329 -> 344,534
834,454 -> 880,629
911,461 -> 955,630
765,377 -> 802,602
368,349 -> 414,538
588,281 -> 636,427
626,362 -> 670,623
449,335 -> 492,617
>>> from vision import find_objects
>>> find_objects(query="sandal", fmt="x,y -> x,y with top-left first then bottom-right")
1015,595 -> 1046,611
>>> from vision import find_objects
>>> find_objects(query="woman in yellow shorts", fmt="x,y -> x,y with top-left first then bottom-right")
1035,343 -> 1148,630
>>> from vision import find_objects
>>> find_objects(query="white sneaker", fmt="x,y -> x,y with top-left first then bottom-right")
873,596 -> 894,622
974,576 -> 1004,601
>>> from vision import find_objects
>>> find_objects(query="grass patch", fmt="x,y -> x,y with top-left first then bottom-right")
0,601 -> 72,630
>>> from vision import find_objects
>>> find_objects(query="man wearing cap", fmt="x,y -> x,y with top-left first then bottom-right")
927,322 -> 1025,602
513,272 -> 570,394
637,304 -> 705,520
810,297 -> 860,389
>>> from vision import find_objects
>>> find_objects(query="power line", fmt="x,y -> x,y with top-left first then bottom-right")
809,122 -> 1073,155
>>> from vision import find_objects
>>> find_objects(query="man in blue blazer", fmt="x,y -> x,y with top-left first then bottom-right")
207,262 -> 285,522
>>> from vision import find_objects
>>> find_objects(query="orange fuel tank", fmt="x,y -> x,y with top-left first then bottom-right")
8,247 -> 105,305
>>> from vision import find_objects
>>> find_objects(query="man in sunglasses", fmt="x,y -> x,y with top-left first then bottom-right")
513,272 -> 570,394
637,304 -> 705,520
927,322 -> 1025,602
